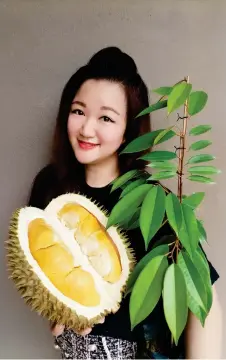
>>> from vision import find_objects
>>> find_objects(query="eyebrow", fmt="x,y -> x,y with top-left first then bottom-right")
72,101 -> 120,116
72,100 -> 86,107
101,106 -> 120,116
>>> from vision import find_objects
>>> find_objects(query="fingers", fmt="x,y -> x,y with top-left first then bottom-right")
51,324 -> 65,337
78,327 -> 92,336
51,317 -> 105,338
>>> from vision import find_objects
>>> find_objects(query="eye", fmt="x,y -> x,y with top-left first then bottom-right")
71,109 -> 84,116
101,116 -> 115,123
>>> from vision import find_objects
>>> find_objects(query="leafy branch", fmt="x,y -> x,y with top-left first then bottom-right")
177,76 -> 189,202
106,77 -> 220,345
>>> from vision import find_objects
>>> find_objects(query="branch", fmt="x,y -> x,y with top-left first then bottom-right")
177,76 -> 190,202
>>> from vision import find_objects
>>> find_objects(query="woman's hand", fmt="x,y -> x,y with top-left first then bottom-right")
51,317 -> 105,337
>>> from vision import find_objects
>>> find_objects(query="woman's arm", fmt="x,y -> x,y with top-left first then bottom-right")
185,284 -> 223,359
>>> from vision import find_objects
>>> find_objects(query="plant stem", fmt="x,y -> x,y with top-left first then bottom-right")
159,218 -> 168,229
177,76 -> 190,202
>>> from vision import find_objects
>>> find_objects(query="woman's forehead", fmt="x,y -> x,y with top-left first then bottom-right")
73,79 -> 127,113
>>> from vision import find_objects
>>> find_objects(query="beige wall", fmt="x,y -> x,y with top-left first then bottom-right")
0,0 -> 225,358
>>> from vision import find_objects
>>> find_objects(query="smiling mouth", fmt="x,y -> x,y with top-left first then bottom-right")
78,140 -> 99,150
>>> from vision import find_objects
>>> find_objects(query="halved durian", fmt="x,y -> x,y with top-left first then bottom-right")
7,193 -> 134,331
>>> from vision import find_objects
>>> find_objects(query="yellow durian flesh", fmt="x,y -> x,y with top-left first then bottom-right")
58,203 -> 89,230
58,203 -> 122,283
28,218 -> 100,306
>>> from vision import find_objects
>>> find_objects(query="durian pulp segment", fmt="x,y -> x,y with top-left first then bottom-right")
58,203 -> 89,230
58,203 -> 122,282
28,218 -> 100,306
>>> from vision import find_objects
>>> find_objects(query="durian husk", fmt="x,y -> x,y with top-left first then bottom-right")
6,195 -> 135,332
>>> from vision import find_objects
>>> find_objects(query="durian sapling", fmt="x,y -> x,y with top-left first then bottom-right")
107,76 -> 220,345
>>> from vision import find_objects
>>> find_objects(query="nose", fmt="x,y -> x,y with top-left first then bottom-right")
80,117 -> 96,138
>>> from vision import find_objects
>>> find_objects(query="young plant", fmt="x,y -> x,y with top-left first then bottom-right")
106,77 -> 220,345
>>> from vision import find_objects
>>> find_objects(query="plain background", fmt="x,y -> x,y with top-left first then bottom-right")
0,0 -> 225,358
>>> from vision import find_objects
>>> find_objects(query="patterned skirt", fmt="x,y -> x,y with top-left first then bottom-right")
54,329 -> 138,359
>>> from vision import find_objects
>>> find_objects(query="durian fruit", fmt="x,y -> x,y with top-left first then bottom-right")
6,193 -> 134,332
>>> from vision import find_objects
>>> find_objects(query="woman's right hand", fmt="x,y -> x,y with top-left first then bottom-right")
51,317 -> 105,337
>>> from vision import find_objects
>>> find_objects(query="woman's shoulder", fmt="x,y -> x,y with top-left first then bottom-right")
34,163 -> 56,183
27,163 -> 57,209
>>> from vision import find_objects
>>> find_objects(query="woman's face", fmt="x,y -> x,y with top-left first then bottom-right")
67,79 -> 127,166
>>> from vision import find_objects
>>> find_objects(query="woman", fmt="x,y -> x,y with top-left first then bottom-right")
28,47 -> 222,359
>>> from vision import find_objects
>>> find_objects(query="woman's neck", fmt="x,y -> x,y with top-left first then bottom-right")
85,156 -> 120,188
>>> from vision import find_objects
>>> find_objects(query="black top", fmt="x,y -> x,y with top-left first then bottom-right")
28,164 -> 219,358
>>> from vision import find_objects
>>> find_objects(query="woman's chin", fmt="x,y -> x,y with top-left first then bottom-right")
73,147 -> 99,164
75,152 -> 99,165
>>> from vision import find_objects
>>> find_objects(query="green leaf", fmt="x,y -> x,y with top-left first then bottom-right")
189,140 -> 212,151
110,170 -> 139,192
140,185 -> 166,250
197,220 -> 207,243
189,125 -> 211,136
165,193 -> 182,236
188,166 -> 221,175
126,218 -> 140,230
188,91 -> 208,116
178,251 -> 207,312
148,161 -> 177,171
205,285 -> 213,314
167,83 -> 192,115
163,263 -> 188,345
187,154 -> 215,164
187,294 -> 207,327
136,100 -> 167,118
156,130 -> 176,144
106,184 -> 153,229
182,192 -> 205,210
140,151 -> 177,162
126,245 -> 168,294
122,207 -> 141,230
178,204 -> 199,258
188,175 -> 215,184
130,255 -> 168,329
152,86 -> 173,96
154,126 -> 175,145
193,248 -> 213,313
121,129 -> 175,154
148,171 -> 177,181
196,246 -> 210,274
120,178 -> 146,198
120,180 -> 133,190
185,247 -> 209,327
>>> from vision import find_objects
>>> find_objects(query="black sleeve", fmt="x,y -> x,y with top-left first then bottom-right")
199,244 -> 220,284
28,164 -> 56,210
209,260 -> 219,284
